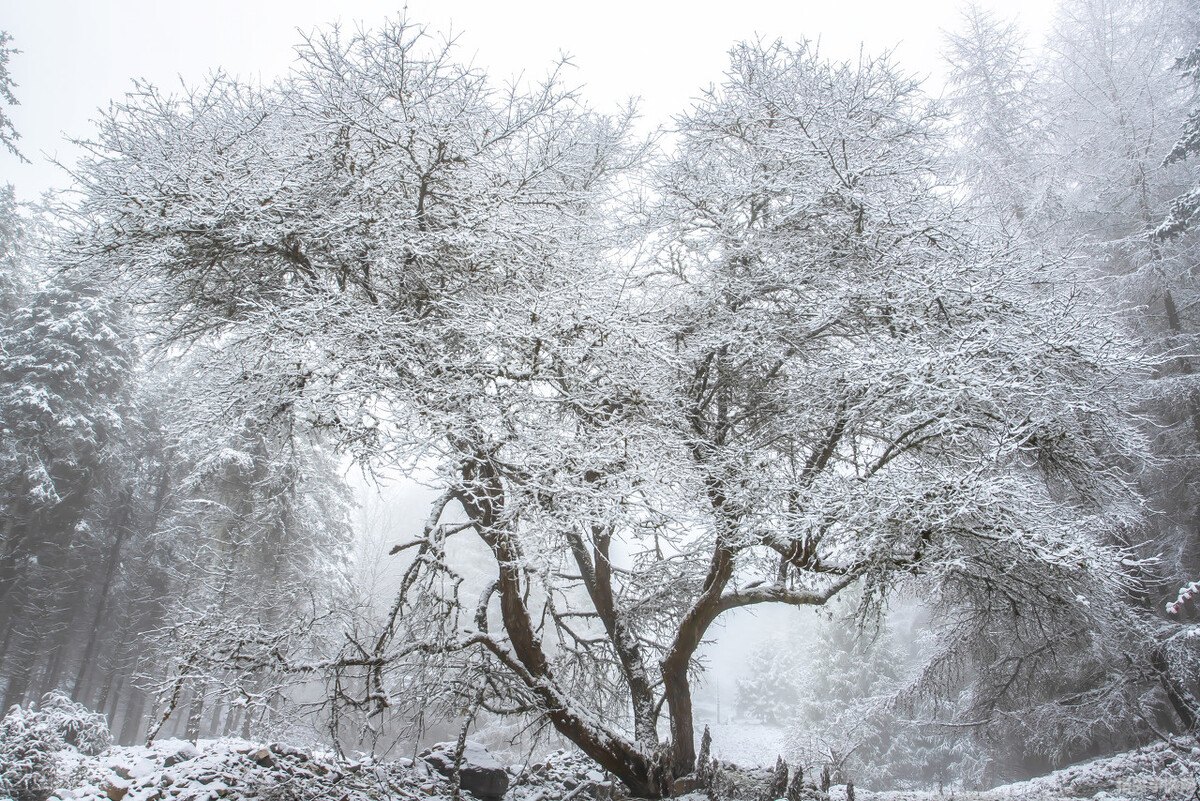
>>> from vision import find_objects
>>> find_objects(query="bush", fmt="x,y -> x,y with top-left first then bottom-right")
0,692 -> 112,801
35,692 -> 112,756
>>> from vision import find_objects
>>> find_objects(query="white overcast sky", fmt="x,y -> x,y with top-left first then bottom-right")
0,0 -> 1055,203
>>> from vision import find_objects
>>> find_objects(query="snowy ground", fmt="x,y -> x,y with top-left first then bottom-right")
853,743 -> 1198,800
696,720 -> 787,768
27,733 -> 1200,801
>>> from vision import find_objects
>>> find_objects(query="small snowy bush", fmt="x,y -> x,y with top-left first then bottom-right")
0,705 -> 62,801
35,693 -> 112,756
0,692 -> 112,801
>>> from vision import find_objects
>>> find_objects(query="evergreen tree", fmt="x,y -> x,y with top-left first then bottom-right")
0,273 -> 134,711
788,606 -> 983,792
1159,41 -> 1200,238
735,639 -> 803,725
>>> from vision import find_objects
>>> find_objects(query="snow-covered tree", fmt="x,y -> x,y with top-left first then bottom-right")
0,271 -> 135,712
788,609 -> 982,792
0,692 -> 111,801
66,20 -> 1145,796
1159,41 -> 1200,238
735,639 -> 803,725
649,37 -> 1143,781
0,31 -> 24,163
104,340 -> 355,744
1034,0 -> 1200,739
942,4 -> 1053,230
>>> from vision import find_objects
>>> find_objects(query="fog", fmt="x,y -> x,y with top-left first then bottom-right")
0,1 -> 1197,799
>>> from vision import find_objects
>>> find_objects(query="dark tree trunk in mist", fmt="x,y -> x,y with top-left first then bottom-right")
223,702 -> 242,737
207,695 -> 224,736
93,654 -> 118,713
0,615 -> 12,668
0,516 -> 31,609
186,683 -> 207,741
104,670 -> 125,728
39,580 -> 92,696
1151,643 -> 1199,732
71,485 -> 134,702
1,626 -> 41,710
119,685 -> 146,746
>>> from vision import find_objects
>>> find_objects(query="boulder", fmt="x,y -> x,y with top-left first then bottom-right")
420,740 -> 510,801
103,781 -> 129,801
162,741 -> 200,767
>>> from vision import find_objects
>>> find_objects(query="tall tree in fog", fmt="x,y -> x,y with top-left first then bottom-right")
65,19 -> 1146,794
0,269 -> 135,711
140,346 -> 355,743
1159,41 -> 1200,239
942,5 -> 1054,231
1008,0 -> 1200,740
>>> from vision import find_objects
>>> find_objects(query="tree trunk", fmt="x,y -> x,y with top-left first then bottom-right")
105,670 -> 126,726
0,625 -> 41,711
186,682 -> 207,742
72,485 -> 134,702
119,685 -> 146,746
223,703 -> 242,737
660,544 -> 733,778
207,695 -> 225,738
1152,642 -> 1199,732
39,581 -> 92,696
456,451 -> 663,797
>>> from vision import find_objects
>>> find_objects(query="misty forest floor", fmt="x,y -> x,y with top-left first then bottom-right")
33,733 -> 1200,801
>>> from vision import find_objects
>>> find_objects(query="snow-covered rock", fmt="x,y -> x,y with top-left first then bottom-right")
158,740 -> 200,767
49,737 -> 458,801
507,749 -> 614,801
421,740 -> 510,800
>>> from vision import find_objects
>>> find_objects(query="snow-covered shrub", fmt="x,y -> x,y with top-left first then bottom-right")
35,692 -> 112,756
0,692 -> 113,801
0,705 -> 64,801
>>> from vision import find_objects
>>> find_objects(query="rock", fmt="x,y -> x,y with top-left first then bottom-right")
113,765 -> 134,780
103,782 -> 129,801
163,742 -> 200,767
422,740 -> 510,801
270,742 -> 308,760
251,747 -> 274,768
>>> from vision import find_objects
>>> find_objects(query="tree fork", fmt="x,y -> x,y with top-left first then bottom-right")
458,454 -> 666,797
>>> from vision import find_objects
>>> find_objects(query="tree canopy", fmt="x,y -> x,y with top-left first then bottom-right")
56,19 -> 1152,794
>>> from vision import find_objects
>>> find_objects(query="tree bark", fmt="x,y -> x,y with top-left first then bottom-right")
1151,642 -> 1199,732
456,448 -> 663,797
660,544 -> 734,777
72,484 -> 135,702
119,684 -> 146,746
